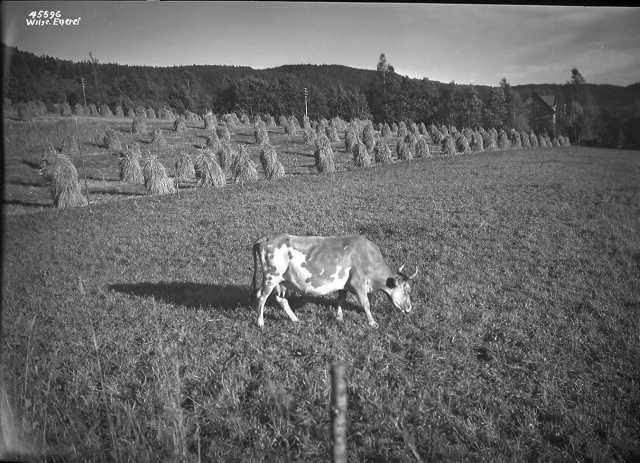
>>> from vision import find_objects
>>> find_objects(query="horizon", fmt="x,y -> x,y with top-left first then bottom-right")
4,42 -> 639,89
2,2 -> 640,87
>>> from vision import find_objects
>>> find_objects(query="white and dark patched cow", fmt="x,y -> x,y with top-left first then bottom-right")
252,233 -> 417,328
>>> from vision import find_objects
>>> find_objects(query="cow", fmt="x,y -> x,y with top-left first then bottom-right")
251,233 -> 418,328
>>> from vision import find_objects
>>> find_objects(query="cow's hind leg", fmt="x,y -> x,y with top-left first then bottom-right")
274,285 -> 299,323
256,277 -> 280,328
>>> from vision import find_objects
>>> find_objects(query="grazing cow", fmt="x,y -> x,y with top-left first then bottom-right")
252,234 -> 417,328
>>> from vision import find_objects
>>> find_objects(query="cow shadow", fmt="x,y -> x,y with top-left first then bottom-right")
109,282 -> 249,311
108,281 -> 362,314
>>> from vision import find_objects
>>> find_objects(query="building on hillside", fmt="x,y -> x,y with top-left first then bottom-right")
525,92 -> 558,136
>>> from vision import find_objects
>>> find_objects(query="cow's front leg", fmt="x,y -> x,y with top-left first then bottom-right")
355,288 -> 378,328
275,285 -> 299,323
336,290 -> 347,322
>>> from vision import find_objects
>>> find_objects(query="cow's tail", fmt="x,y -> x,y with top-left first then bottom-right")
251,239 -> 262,302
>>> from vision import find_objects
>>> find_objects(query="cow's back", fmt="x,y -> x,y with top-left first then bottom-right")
259,235 -> 363,295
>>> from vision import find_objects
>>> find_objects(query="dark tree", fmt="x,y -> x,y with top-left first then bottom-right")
564,68 -> 597,143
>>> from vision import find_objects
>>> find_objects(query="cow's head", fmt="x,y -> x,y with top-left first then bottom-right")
384,264 -> 418,313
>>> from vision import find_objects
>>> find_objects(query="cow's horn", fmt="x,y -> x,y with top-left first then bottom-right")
409,267 -> 419,279
398,264 -> 405,274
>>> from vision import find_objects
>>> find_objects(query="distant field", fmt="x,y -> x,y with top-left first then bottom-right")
2,116 -> 640,461
3,115 -> 372,215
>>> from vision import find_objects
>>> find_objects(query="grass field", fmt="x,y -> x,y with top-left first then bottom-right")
3,115 -> 362,216
2,116 -> 640,461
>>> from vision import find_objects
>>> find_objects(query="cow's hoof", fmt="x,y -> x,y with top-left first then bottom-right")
369,321 -> 379,329
257,318 -> 264,329
336,315 -> 344,322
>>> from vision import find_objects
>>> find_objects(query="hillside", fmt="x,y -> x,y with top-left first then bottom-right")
2,44 -> 373,119
5,44 -> 639,112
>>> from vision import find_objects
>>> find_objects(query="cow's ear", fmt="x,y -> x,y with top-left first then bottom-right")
386,277 -> 397,288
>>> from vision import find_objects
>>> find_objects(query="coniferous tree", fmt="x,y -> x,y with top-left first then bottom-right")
563,68 -> 597,144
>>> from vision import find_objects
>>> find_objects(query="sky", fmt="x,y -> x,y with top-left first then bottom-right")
2,1 -> 640,87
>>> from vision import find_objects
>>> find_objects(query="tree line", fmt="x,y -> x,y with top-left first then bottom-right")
3,45 -> 639,148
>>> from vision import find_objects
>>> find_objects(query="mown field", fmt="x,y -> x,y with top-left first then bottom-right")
3,115 -> 367,216
2,116 -> 640,461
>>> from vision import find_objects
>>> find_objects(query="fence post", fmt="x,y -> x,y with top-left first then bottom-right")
331,362 -> 347,463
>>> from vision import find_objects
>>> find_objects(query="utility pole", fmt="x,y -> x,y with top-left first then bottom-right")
88,52 -> 99,98
80,77 -> 87,106
304,87 -> 308,119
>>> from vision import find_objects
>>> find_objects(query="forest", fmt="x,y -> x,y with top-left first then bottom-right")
3,44 -> 640,148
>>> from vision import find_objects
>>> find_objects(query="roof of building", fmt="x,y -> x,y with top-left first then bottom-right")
539,95 -> 556,109
526,92 -> 556,112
